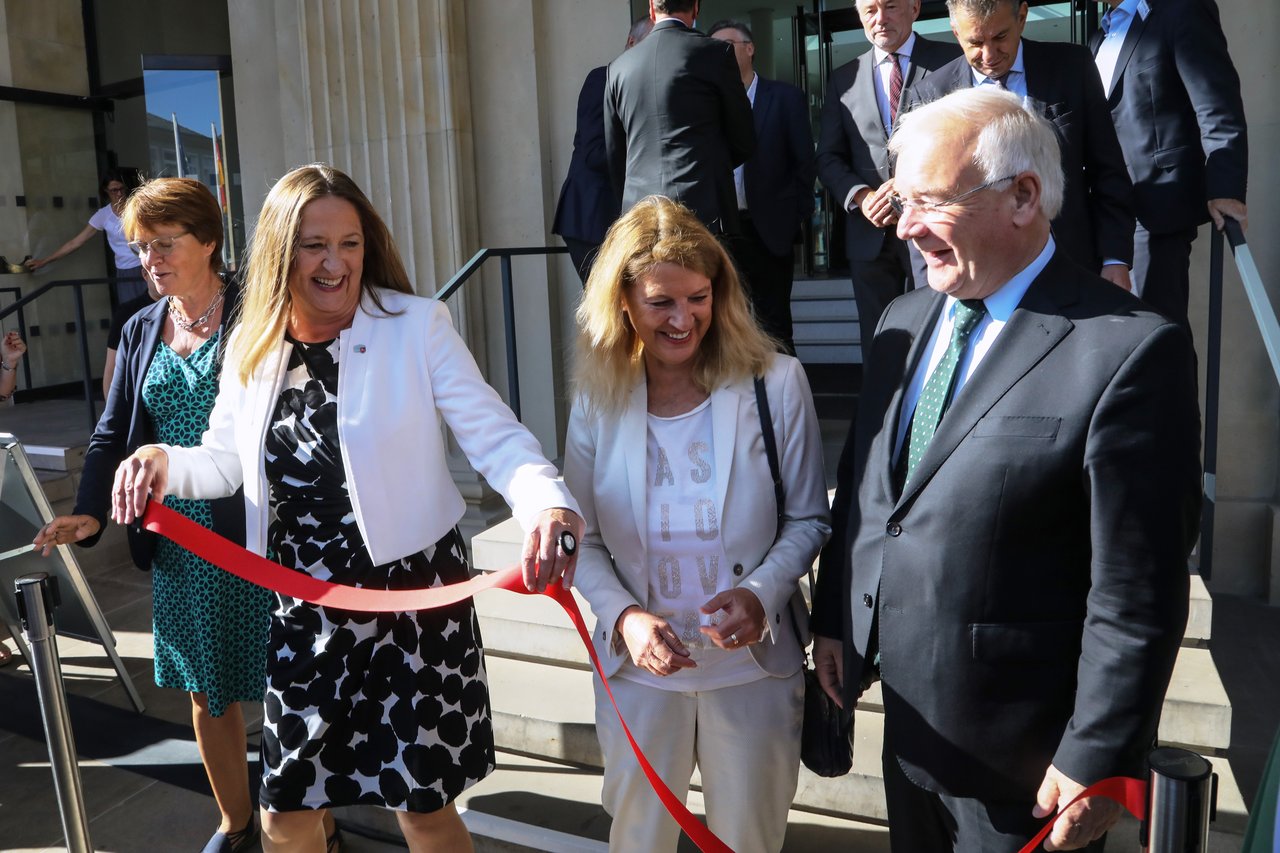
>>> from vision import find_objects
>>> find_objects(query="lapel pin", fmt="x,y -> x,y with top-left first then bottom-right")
355,344 -> 367,353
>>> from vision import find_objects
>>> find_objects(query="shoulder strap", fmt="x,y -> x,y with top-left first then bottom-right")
753,375 -> 785,538
755,374 -> 815,652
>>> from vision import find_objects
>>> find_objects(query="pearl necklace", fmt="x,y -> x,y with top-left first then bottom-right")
168,286 -> 225,334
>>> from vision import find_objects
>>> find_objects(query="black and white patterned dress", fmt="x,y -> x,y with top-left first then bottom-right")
259,335 -> 494,813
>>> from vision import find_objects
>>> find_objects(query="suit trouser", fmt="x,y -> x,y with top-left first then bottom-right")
853,234 -> 913,367
594,670 -> 803,853
1132,224 -> 1197,336
882,741 -> 1106,853
563,236 -> 603,287
729,216 -> 798,354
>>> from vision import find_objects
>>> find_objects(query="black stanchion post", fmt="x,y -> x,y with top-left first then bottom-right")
1145,746 -> 1216,852
15,573 -> 93,853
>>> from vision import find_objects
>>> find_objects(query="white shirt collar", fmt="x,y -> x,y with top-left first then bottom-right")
873,32 -> 917,65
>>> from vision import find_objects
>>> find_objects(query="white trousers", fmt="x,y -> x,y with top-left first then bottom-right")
593,671 -> 804,853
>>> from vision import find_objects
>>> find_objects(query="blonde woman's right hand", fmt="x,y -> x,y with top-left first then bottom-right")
111,446 -> 170,525
32,515 -> 101,556
616,606 -> 697,676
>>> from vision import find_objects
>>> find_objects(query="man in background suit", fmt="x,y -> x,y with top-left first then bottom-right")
1092,0 -> 1247,330
604,0 -> 755,236
552,17 -> 653,285
817,0 -> 960,361
811,88 -> 1200,852
907,0 -> 1134,290
709,19 -> 815,353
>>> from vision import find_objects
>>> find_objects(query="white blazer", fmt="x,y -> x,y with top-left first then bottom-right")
163,289 -> 578,565
564,354 -> 831,678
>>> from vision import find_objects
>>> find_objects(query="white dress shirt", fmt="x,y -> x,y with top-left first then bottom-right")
1094,0 -> 1148,96
894,236 -> 1056,460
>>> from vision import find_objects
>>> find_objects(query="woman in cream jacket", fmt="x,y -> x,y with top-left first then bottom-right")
565,197 -> 830,853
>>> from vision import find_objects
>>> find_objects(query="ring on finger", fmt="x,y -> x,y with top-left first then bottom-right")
730,632 -> 739,645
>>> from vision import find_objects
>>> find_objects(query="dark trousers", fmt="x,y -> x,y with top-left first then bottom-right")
1132,224 -> 1196,337
563,236 -> 602,287
853,234 -> 913,367
730,215 -> 797,354
882,743 -> 1107,853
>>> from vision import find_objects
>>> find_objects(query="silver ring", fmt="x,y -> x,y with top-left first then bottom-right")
557,530 -> 577,556
730,632 -> 739,645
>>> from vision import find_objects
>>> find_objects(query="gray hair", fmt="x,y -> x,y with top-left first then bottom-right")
946,0 -> 1021,20
889,87 -> 1064,219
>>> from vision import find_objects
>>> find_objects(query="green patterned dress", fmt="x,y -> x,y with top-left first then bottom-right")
141,332 -> 271,716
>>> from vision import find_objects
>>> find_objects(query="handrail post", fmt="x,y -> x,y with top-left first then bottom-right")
1144,747 -> 1216,852
500,253 -> 521,420
16,573 -> 94,853
1200,229 -> 1224,581
72,285 -> 97,429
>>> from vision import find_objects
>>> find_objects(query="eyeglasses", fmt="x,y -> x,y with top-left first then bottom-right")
106,185 -> 126,195
889,174 -> 1018,218
127,231 -> 189,257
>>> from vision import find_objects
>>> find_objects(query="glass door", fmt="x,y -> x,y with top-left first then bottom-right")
140,56 -> 244,271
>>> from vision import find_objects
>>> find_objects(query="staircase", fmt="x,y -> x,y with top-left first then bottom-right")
793,277 -> 862,421
465,514 -> 1247,852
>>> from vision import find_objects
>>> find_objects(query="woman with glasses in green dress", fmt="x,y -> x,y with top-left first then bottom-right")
32,179 -> 328,853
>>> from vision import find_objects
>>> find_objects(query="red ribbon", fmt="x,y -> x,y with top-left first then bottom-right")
1017,775 -> 1147,853
143,500 -> 1148,853
141,500 -> 734,853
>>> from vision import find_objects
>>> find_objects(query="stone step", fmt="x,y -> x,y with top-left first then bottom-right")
795,343 -> 861,364
793,300 -> 857,323
792,278 -> 854,301
22,441 -> 86,473
480,655 -> 1249,839
471,520 -> 1244,836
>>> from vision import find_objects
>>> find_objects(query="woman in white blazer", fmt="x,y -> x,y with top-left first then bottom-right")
565,197 -> 831,853
111,165 -> 583,853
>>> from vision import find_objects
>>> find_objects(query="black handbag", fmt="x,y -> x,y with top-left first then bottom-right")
754,375 -> 853,778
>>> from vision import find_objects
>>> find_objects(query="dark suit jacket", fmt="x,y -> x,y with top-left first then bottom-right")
1091,0 -> 1247,235
744,76 -> 815,257
816,35 -> 961,263
75,284 -> 245,570
552,66 -> 616,245
604,18 -> 755,234
811,251 -> 1199,800
907,40 -> 1135,270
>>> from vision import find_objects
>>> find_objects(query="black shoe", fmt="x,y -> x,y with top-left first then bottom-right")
200,816 -> 259,853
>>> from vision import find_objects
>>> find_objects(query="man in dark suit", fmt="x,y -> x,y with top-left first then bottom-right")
604,0 -> 755,236
708,19 -> 815,353
907,0 -> 1134,291
817,0 -> 961,360
811,87 -> 1200,852
1092,0 -> 1247,330
552,17 -> 653,285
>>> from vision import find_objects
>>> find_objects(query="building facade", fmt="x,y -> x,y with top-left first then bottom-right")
2,0 -> 1278,599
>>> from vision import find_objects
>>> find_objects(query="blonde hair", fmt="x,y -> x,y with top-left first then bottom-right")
574,196 -> 777,413
121,177 -> 223,273
231,164 -> 412,384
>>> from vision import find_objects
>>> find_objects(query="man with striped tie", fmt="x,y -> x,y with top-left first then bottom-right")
816,0 -> 960,362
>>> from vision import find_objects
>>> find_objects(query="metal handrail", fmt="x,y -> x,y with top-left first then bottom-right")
1201,219 -> 1272,581
433,246 -> 569,421
0,278 -> 118,429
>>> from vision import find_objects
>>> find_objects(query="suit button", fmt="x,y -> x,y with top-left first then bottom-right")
776,613 -> 781,624
886,522 -> 902,537
863,593 -> 873,608
732,563 -> 744,576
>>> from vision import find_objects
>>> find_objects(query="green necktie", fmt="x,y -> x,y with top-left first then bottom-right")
902,299 -> 987,485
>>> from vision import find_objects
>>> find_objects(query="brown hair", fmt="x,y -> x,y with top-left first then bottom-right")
121,177 -> 224,273
230,163 -> 412,384
574,196 -> 777,414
